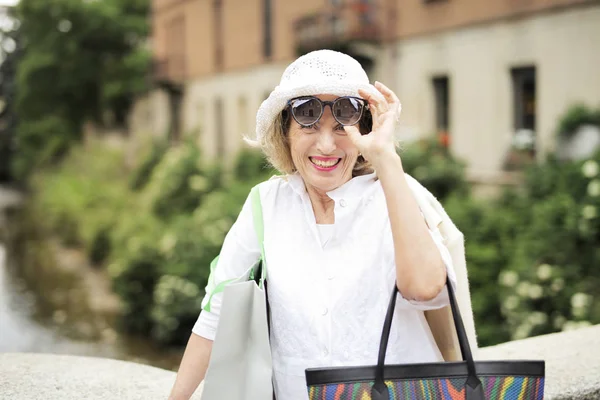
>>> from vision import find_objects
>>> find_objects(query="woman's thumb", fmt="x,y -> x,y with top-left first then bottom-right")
344,125 -> 362,145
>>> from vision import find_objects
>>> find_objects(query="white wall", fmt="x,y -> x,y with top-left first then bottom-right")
182,62 -> 289,161
129,89 -> 171,140
391,4 -> 600,178
163,4 -> 600,175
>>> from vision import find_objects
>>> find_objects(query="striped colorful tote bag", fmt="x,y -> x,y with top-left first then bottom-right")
305,278 -> 545,400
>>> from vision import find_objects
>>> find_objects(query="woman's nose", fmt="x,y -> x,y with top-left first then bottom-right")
316,128 -> 336,154
315,109 -> 339,152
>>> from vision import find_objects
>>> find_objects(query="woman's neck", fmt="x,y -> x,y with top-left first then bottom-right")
306,185 -> 335,224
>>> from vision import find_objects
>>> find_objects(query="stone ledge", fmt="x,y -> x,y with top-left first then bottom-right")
1,325 -> 599,399
478,324 -> 600,400
0,353 -> 190,400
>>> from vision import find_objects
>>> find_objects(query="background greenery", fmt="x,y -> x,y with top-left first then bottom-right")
3,0 -> 150,181
25,118 -> 600,347
27,137 -> 276,345
3,0 -> 598,349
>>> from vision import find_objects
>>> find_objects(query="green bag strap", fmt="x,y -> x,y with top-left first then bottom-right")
249,185 -> 267,286
202,185 -> 266,312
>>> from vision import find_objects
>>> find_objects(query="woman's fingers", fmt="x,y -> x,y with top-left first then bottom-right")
344,124 -> 363,146
358,87 -> 388,121
375,81 -> 402,119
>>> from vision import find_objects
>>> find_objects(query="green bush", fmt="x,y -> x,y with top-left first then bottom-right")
147,177 -> 268,345
107,141 -> 273,344
151,274 -> 203,344
141,138 -> 224,220
498,151 -> 600,340
89,226 -> 112,265
232,147 -> 276,181
111,243 -> 163,334
12,115 -> 77,180
443,194 -> 513,345
400,138 -> 469,201
556,104 -> 600,138
129,139 -> 170,191
30,141 -> 132,257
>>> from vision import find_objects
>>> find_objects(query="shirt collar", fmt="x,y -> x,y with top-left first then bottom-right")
285,172 -> 378,200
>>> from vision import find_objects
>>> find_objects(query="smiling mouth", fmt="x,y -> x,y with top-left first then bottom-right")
309,157 -> 342,169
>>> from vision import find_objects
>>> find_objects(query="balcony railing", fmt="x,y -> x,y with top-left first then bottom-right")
294,2 -> 386,54
153,55 -> 186,85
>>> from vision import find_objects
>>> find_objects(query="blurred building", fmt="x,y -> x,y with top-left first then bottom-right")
135,0 -> 600,182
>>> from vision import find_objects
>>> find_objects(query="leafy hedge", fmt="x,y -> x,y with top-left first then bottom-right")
556,104 -> 600,138
497,154 -> 600,340
403,139 -> 600,346
28,137 -> 274,345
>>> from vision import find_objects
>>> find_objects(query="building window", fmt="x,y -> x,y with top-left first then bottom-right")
166,15 -> 186,81
213,0 -> 224,70
263,0 -> 272,60
511,66 -> 536,153
215,98 -> 225,157
433,76 -> 450,148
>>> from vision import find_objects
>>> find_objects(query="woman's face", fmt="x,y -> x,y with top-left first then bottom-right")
287,94 -> 360,194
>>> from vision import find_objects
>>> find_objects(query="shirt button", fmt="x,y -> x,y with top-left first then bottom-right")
327,274 -> 335,280
323,349 -> 329,357
339,199 -> 347,207
321,308 -> 328,316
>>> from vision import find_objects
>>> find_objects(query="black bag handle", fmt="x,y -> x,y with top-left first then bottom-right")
371,277 -> 484,400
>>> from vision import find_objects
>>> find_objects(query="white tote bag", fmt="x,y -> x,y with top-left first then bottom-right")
200,185 -> 273,400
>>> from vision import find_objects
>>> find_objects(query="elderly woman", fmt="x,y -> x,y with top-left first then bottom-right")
168,50 -> 459,400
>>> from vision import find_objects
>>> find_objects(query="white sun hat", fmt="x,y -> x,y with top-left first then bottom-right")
255,49 -> 380,141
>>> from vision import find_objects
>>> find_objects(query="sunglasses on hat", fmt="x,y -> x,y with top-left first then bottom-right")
286,96 -> 367,127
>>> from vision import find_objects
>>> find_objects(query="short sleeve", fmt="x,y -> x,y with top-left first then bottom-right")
395,225 -> 457,311
191,191 -> 262,340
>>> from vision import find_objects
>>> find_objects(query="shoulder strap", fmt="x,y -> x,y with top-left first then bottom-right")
251,185 -> 276,399
250,185 -> 267,285
202,185 -> 268,312
404,173 -> 478,358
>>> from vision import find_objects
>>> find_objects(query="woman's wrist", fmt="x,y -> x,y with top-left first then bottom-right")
369,148 -> 403,176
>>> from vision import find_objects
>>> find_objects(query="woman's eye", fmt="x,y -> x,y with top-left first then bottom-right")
335,125 -> 347,134
302,123 -> 318,131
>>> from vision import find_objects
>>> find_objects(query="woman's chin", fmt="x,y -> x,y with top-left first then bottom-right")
303,168 -> 351,192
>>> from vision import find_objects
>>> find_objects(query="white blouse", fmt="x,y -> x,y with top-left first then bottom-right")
193,172 -> 457,400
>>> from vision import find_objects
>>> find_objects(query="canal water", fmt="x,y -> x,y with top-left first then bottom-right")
0,187 -> 182,371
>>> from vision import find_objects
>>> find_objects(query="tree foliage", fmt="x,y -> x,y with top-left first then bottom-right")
9,0 -> 150,180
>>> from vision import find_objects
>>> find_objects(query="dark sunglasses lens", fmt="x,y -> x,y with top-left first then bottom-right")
333,98 -> 363,125
291,98 -> 322,126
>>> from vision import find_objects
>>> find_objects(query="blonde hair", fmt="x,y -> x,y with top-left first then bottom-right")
245,110 -> 375,177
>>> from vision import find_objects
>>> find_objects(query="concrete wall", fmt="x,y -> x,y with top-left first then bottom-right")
1,324 -> 599,399
394,0 -> 591,39
150,0 -> 593,80
151,0 -> 325,79
391,3 -> 600,179
144,2 -> 600,178
128,89 -> 171,140
181,61 -> 289,160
